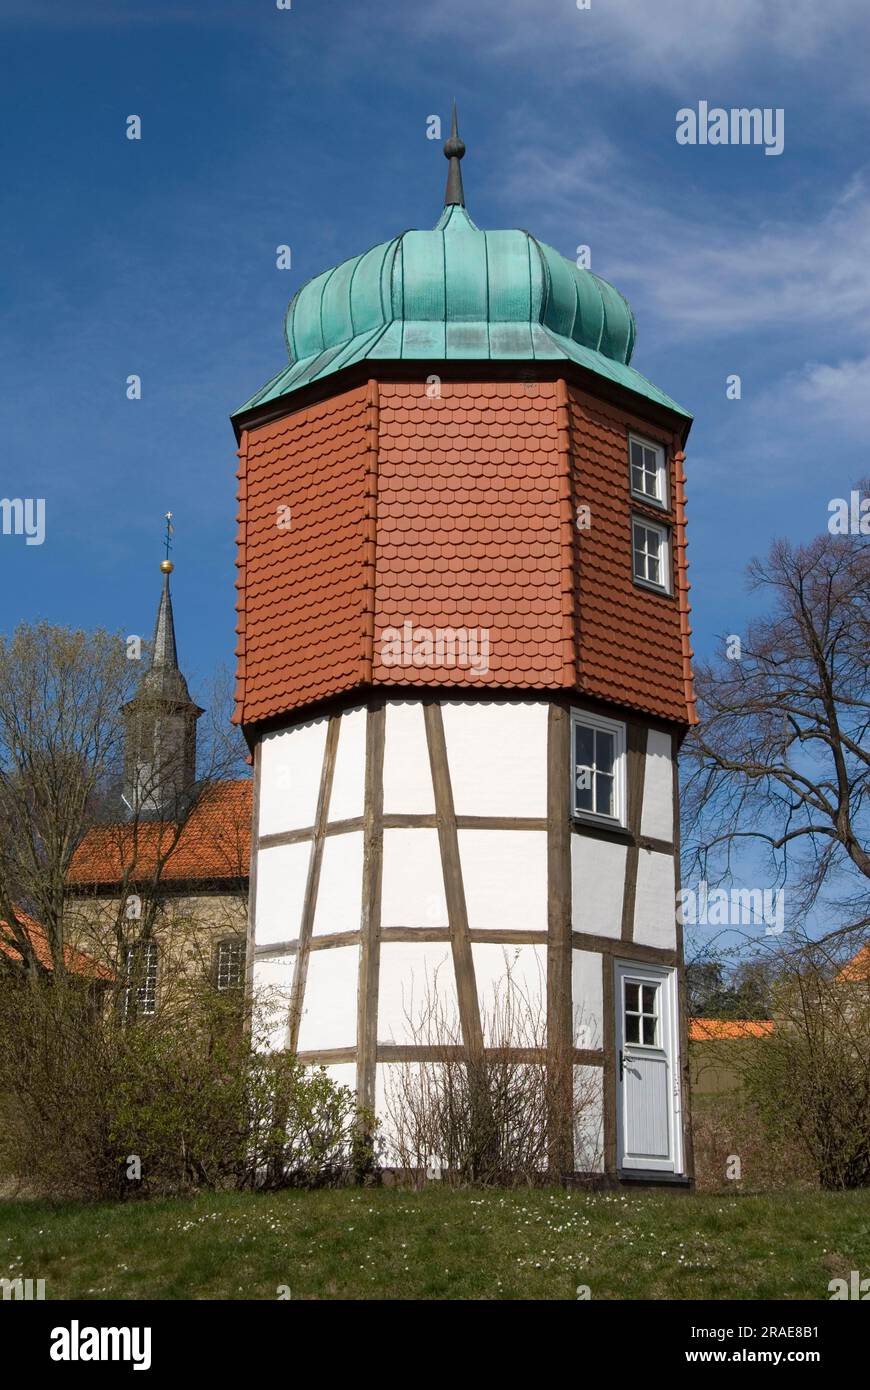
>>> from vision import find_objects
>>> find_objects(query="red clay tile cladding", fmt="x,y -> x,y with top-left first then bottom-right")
372,382 -> 567,688
235,385 -> 371,725
234,375 -> 696,729
567,385 -> 693,724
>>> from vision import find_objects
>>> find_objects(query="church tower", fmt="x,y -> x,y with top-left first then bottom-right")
231,114 -> 697,1183
123,553 -> 203,820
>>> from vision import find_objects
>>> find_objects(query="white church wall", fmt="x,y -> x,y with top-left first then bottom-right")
571,834 -> 626,938
258,716 -> 328,837
442,700 -> 548,817
640,728 -> 674,843
571,950 -> 603,1049
459,829 -> 548,932
296,945 -> 360,1052
311,831 -> 364,936
633,850 -> 678,949
381,828 -> 447,929
254,840 -> 309,945
327,705 -> 367,822
382,702 -> 435,814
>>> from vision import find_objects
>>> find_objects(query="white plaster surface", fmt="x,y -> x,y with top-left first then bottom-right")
640,728 -> 674,843
442,701 -> 548,818
377,941 -> 457,1044
571,834 -> 626,938
471,942 -> 547,1046
311,831 -> 364,936
258,717 -> 328,837
633,850 -> 678,949
327,706 -> 367,823
296,945 -> 360,1052
381,828 -> 447,928
254,841 -> 310,946
382,702 -> 435,814
251,954 -> 294,1053
459,829 -> 548,932
571,950 -> 603,1048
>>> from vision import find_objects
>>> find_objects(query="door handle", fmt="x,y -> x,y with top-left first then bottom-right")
619,1048 -> 624,1081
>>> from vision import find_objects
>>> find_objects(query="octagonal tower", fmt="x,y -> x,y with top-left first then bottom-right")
232,115 -> 696,1183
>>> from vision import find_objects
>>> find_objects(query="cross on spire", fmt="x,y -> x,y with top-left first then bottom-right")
162,511 -> 174,571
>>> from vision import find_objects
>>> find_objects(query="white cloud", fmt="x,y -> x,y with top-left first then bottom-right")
792,357 -> 870,424
397,0 -> 870,94
757,355 -> 870,436
500,132 -> 870,347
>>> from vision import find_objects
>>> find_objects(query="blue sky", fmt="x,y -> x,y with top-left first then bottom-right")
2,0 -> 868,705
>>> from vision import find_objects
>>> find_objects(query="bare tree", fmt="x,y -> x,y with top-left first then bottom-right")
683,515 -> 869,958
0,622 -> 247,993
0,623 -> 133,979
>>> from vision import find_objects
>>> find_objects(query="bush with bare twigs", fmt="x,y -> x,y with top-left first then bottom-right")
738,956 -> 870,1190
383,961 -> 602,1186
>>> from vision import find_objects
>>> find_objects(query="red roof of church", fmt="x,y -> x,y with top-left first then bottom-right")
67,779 -> 252,888
0,909 -> 113,980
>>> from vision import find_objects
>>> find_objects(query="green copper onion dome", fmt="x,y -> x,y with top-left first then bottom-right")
235,109 -> 688,420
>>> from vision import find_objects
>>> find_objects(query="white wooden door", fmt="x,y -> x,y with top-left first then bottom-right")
615,960 -> 683,1174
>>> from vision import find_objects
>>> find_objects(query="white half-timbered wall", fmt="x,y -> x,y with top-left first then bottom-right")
249,698 -> 680,1174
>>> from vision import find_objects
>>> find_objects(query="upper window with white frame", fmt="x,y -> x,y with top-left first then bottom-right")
571,710 -> 626,825
629,434 -> 667,507
632,516 -> 670,593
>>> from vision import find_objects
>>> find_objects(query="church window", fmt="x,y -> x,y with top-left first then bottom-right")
216,938 -> 245,992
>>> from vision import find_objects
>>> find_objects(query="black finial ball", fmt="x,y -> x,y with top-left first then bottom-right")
444,133 -> 465,160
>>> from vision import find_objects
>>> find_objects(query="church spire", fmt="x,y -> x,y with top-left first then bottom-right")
136,513 -> 193,703
443,101 -> 466,208
122,516 -> 203,819
151,568 -> 180,674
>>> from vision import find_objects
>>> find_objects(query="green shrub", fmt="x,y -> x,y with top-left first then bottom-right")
0,978 -> 373,1200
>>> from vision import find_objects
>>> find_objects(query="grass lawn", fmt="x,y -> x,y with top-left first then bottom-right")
2,1186 -> 869,1300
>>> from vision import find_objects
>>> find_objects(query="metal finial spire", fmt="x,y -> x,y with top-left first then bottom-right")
443,101 -> 466,208
161,511 -> 174,574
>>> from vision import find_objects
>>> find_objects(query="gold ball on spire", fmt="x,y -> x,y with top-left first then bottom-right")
160,559 -> 174,573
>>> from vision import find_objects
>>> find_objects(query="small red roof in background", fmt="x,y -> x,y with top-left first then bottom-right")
835,944 -> 870,982
0,909 -> 113,980
689,1019 -> 774,1041
67,779 -> 252,887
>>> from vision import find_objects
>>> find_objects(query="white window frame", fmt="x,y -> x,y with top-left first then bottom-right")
623,978 -> 661,1049
570,708 -> 627,828
216,938 -> 245,992
122,940 -> 158,1019
628,432 -> 668,508
632,514 -> 671,594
